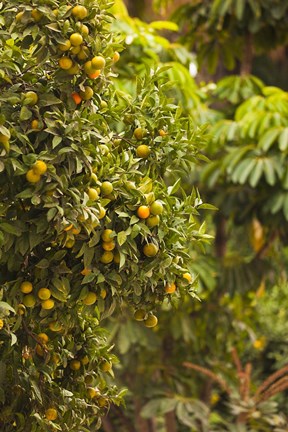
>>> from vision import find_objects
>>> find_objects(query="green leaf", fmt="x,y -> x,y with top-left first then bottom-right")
0,222 -> 22,236
150,21 -> 179,31
117,231 -> 127,246
258,127 -> 281,151
0,301 -> 15,314
249,159 -> 264,187
19,106 -> 32,121
167,178 -> 181,195
279,127 -> 288,151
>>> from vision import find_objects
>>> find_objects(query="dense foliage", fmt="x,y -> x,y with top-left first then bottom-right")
0,1 -> 208,430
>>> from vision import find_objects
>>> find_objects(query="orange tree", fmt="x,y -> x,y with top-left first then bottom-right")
0,0 -> 208,430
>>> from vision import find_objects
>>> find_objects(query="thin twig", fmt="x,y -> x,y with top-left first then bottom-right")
254,364 -> 288,399
257,378 -> 288,403
183,362 -> 231,394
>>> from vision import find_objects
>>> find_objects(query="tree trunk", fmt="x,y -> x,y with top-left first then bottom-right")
240,33 -> 253,76
135,398 -> 153,432
165,410 -> 178,432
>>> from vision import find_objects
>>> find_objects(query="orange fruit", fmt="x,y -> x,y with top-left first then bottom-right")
101,181 -> 113,196
88,187 -> 99,201
58,40 -> 71,52
146,215 -> 160,228
26,169 -> 41,183
81,267 -> 91,276
72,92 -> 82,105
159,129 -> 167,136
91,56 -> 106,69
143,243 -> 159,257
101,229 -> 113,242
84,60 -> 94,74
24,91 -> 38,106
100,288 -> 107,299
102,241 -> 115,251
70,359 -> 81,371
79,86 -> 94,100
45,408 -> 58,421
31,119 -> 40,129
67,64 -> 80,75
183,273 -> 192,283
72,5 -> 88,20
134,309 -> 146,321
100,251 -> 114,264
144,314 -> 158,328
81,355 -> 89,365
70,32 -> 83,46
41,299 -> 55,310
136,144 -> 150,158
87,387 -> 99,398
0,319 -> 4,330
137,205 -> 150,219
88,70 -> 101,79
83,292 -> 97,305
150,200 -> 163,215
59,57 -> 73,70
38,288 -> 51,300
31,9 -> 42,21
33,160 -> 47,175
38,333 -> 49,343
99,359 -> 112,372
165,282 -> 176,294
20,281 -> 33,294
49,321 -> 63,332
98,206 -> 106,219
112,51 -> 120,63
134,127 -> 146,140
80,24 -> 89,35
23,294 -> 36,308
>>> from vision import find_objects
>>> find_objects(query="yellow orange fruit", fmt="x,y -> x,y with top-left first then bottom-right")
183,273 -> 192,283
70,32 -> 83,46
26,169 -> 41,183
144,314 -> 158,328
58,40 -> 71,52
20,281 -> 33,294
98,206 -> 106,220
31,119 -> 40,129
143,243 -> 159,257
165,282 -> 176,294
37,288 -> 51,300
38,333 -> 49,343
79,86 -> 94,100
72,92 -> 82,105
88,187 -> 99,201
33,160 -> 47,175
99,359 -> 112,372
83,292 -> 97,305
87,387 -> 99,398
72,5 -> 88,20
91,56 -> 106,69
146,215 -> 160,228
70,359 -> 81,371
100,251 -> 114,264
102,241 -> 116,251
0,319 -> 4,330
112,51 -> 120,63
24,91 -> 38,106
49,321 -> 63,332
134,309 -> 146,321
134,127 -> 146,140
59,57 -> 73,70
41,299 -> 55,310
136,144 -> 150,158
23,294 -> 36,308
101,229 -> 113,242
31,9 -> 42,21
88,70 -> 101,79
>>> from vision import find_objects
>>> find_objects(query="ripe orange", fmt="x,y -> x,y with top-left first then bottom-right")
70,32 -> 83,47
81,355 -> 89,365
144,314 -> 158,328
77,47 -> 89,61
65,238 -> 75,248
38,288 -> 51,300
72,92 -> 82,105
101,229 -> 113,242
183,273 -> 192,283
45,408 -> 58,421
113,251 -> 120,264
49,321 -> 63,332
91,56 -> 106,69
100,251 -> 114,264
143,243 -> 159,257
59,57 -> 73,70
98,206 -> 106,220
137,205 -> 150,219
31,119 -> 40,130
150,200 -> 163,215
26,169 -> 41,183
165,282 -> 176,294
70,359 -> 81,371
0,319 -> 4,330
80,24 -> 89,35
67,64 -> 80,75
112,51 -> 120,63
136,144 -> 150,158
20,281 -> 33,294
33,160 -> 47,175
72,5 -> 88,20
159,129 -> 167,136
38,333 -> 49,343
102,241 -> 115,251
81,267 -> 91,276
83,292 -> 97,305
41,299 -> 55,310
100,288 -> 107,299
84,60 -> 94,74
88,70 -> 101,79
87,387 -> 99,398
